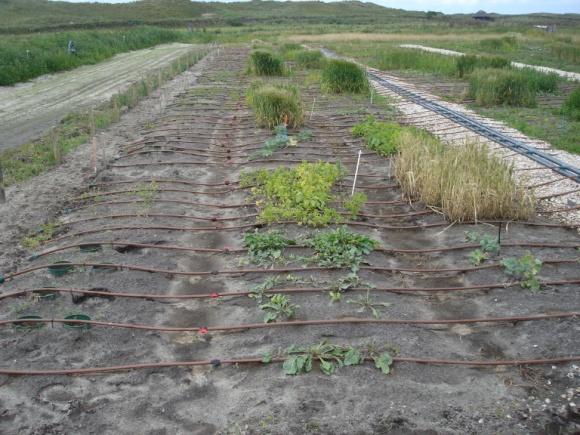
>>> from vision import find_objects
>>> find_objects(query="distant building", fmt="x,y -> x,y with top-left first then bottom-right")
533,24 -> 557,32
473,11 -> 494,22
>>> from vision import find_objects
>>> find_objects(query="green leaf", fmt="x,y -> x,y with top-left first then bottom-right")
283,356 -> 300,375
319,359 -> 335,375
343,348 -> 362,366
374,352 -> 393,375
262,352 -> 272,364
263,311 -> 278,323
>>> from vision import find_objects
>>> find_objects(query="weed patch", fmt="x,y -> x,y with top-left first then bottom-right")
249,50 -> 284,76
455,54 -> 510,78
501,252 -> 542,291
294,50 -> 324,69
244,230 -> 295,266
562,87 -> 580,121
351,116 -> 402,156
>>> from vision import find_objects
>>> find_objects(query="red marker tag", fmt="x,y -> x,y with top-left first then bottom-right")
199,327 -> 209,335
210,292 -> 220,299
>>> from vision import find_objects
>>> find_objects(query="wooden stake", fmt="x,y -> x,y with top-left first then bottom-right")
0,163 -> 6,204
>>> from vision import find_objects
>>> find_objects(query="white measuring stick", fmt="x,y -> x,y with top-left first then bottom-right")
351,149 -> 362,196
309,97 -> 316,120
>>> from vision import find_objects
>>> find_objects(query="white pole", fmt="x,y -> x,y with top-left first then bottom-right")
309,97 -> 316,120
351,149 -> 362,196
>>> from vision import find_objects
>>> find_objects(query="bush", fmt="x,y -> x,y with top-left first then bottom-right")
250,50 -> 284,76
468,68 -> 536,107
247,83 -> 303,128
294,50 -> 324,69
351,116 -> 402,156
456,55 -> 510,78
321,59 -> 368,94
562,87 -> 580,121
395,130 -> 534,221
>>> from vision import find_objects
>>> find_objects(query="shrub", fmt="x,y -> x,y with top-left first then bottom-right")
295,50 -> 324,69
351,116 -> 402,156
250,50 -> 284,76
468,68 -> 536,107
247,83 -> 303,128
321,59 -> 368,94
562,87 -> 580,121
395,130 -> 534,221
456,55 -> 510,78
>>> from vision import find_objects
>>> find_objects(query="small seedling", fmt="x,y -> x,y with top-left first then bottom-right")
347,289 -> 391,318
22,222 -> 57,249
465,231 -> 500,264
343,192 -> 367,218
259,294 -> 299,323
501,252 -> 542,291
468,248 -> 488,266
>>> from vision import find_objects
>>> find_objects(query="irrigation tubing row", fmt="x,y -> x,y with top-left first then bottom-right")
2,279 -> 579,302
3,312 -> 578,333
4,259 -> 578,281
3,355 -> 580,376
29,240 -> 580,260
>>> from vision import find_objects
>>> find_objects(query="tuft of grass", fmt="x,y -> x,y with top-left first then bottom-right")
468,68 -> 536,107
351,116 -> 402,156
455,54 -> 510,78
246,83 -> 303,128
250,50 -> 284,76
395,130 -> 534,221
321,59 -> 368,94
561,87 -> 580,121
479,36 -> 519,52
294,50 -> 324,69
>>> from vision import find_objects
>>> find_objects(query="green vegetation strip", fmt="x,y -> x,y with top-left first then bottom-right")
0,49 -> 206,187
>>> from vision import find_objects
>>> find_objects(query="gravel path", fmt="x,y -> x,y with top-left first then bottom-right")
400,44 -> 580,82
0,43 -> 203,150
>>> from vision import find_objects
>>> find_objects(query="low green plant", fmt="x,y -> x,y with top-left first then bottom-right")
480,36 -> 519,52
305,226 -> 377,272
347,290 -> 391,318
562,87 -> 580,121
244,229 -> 295,266
468,249 -> 487,266
247,83 -> 303,128
250,50 -> 284,76
343,192 -> 367,218
279,341 -> 393,376
501,252 -> 542,291
259,293 -> 299,323
241,162 -> 343,226
22,222 -> 57,249
250,124 -> 290,160
465,231 -> 500,265
321,59 -> 368,94
351,116 -> 402,156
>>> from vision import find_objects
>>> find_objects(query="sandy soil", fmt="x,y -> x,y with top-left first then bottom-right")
0,47 -> 579,435
0,43 -> 203,150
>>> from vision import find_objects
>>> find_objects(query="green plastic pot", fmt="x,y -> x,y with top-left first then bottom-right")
63,314 -> 91,330
48,261 -> 73,277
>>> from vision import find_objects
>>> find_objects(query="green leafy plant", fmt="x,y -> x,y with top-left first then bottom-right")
247,83 -> 303,128
283,341 -> 362,375
22,222 -> 57,249
244,229 -> 295,266
305,226 -> 377,271
468,249 -> 487,266
250,50 -> 284,76
347,289 -> 391,318
321,59 -> 369,94
343,192 -> 367,218
250,124 -> 290,160
259,294 -> 299,323
465,231 -> 500,264
351,116 -> 402,156
242,162 -> 343,226
501,252 -> 542,291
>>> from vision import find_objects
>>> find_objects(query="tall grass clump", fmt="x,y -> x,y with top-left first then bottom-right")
247,83 -> 303,128
294,50 -> 324,69
0,27 -> 187,86
395,131 -> 534,221
455,55 -> 510,78
479,36 -> 518,52
518,68 -> 559,93
374,48 -> 456,76
562,87 -> 580,121
468,68 -> 536,107
250,50 -> 284,76
321,59 -> 368,94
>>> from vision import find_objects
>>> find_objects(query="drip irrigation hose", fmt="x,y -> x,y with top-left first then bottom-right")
28,240 -> 580,260
2,355 -> 579,376
3,259 -> 578,282
2,279 -> 578,302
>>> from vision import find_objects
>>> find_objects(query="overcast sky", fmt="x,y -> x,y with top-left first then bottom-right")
51,0 -> 580,15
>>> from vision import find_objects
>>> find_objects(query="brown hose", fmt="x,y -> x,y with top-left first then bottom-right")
2,355 -> 579,376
